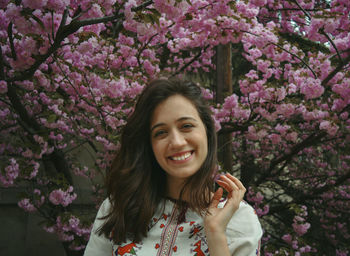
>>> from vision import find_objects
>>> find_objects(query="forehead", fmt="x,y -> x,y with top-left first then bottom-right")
150,95 -> 200,125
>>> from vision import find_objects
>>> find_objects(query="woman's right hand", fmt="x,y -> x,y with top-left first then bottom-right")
204,173 -> 246,235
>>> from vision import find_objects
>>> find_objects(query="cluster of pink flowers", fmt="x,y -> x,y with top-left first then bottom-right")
246,188 -> 269,217
0,158 -> 19,187
18,198 -> 37,212
292,216 -> 311,236
49,186 -> 77,207
18,189 -> 45,212
44,214 -> 91,250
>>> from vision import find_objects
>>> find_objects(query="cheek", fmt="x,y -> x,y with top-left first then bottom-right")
151,141 -> 164,162
200,130 -> 208,151
202,141 -> 208,158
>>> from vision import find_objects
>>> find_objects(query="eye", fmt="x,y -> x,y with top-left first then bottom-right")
153,130 -> 167,138
181,123 -> 194,129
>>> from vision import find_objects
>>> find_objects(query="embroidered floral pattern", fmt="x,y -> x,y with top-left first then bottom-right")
157,205 -> 180,256
109,199 -> 261,256
114,242 -> 141,256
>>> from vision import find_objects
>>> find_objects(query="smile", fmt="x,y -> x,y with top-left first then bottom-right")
169,151 -> 193,161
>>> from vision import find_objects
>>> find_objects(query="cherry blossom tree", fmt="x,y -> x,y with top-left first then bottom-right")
0,0 -> 349,255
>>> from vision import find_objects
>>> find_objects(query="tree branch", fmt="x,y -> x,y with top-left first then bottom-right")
322,53 -> 350,86
0,45 -> 5,80
270,42 -> 317,78
291,0 -> 311,20
242,30 -> 317,78
320,29 -> 342,64
268,131 -> 326,172
6,82 -> 73,184
7,22 -> 17,60
6,0 -> 154,83
302,170 -> 350,200
171,45 -> 210,77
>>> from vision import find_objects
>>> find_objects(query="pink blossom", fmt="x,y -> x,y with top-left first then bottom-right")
256,205 -> 269,216
0,0 -> 9,9
0,158 -> 19,187
49,186 -> 77,207
276,103 -> 296,118
28,161 -> 40,179
300,78 -> 324,99
269,133 -> 281,144
276,88 -> 286,101
293,222 -> 311,236
0,80 -> 7,93
22,0 -> 47,9
319,121 -> 339,136
22,149 -> 33,158
287,83 -> 297,93
282,234 -> 293,244
18,198 -> 36,212
46,0 -> 69,11
251,0 -> 267,7
257,59 -> 271,73
73,166 -> 90,178
143,60 -> 156,75
285,132 -> 298,142
300,245 -> 312,253
336,249 -> 349,256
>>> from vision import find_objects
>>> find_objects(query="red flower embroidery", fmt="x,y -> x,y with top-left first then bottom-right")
155,243 -> 160,249
173,246 -> 177,252
160,224 -> 165,228
193,240 -> 205,256
178,226 -> 184,232
117,242 -> 137,256
193,227 -> 201,235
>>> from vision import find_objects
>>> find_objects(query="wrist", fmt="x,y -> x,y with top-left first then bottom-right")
204,220 -> 226,234
205,227 -> 227,240
205,231 -> 229,256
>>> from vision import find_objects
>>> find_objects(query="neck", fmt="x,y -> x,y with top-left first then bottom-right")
166,176 -> 188,201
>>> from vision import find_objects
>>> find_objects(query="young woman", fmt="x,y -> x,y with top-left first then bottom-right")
84,78 -> 262,256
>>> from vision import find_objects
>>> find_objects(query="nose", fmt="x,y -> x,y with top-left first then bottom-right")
169,129 -> 186,148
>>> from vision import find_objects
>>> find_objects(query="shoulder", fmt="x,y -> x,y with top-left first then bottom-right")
83,198 -> 113,256
227,200 -> 262,235
96,198 -> 112,217
220,200 -> 263,256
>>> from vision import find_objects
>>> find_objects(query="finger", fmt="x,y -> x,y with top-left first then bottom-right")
224,189 -> 245,213
225,173 -> 246,190
220,175 -> 240,191
209,187 -> 223,209
216,179 -> 233,194
216,180 -> 230,190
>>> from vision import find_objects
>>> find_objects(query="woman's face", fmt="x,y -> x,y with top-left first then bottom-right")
150,95 -> 208,186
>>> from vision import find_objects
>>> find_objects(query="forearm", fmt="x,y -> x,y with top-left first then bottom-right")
206,231 -> 231,256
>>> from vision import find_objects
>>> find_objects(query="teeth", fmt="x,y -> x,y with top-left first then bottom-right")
171,152 -> 191,161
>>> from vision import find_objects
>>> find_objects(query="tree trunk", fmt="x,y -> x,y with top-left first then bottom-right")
216,44 -> 233,173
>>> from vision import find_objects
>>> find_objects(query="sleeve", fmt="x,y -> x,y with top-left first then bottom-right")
225,201 -> 263,256
84,198 -> 113,256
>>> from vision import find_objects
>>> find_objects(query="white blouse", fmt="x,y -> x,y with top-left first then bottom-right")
84,198 -> 263,256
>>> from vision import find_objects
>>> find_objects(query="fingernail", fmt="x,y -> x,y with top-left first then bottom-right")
214,174 -> 221,181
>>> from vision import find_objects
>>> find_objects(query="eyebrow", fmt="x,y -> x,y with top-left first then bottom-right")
150,117 -> 198,132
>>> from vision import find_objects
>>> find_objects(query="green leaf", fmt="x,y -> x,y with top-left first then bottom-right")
47,114 -> 57,123
185,13 -> 193,20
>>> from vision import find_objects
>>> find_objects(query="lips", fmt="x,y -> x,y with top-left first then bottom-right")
168,151 -> 193,161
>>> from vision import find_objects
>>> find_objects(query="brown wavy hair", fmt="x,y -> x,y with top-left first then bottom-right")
98,77 -> 217,244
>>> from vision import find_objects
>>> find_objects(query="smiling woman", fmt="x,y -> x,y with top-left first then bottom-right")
150,95 -> 208,199
84,78 -> 262,256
